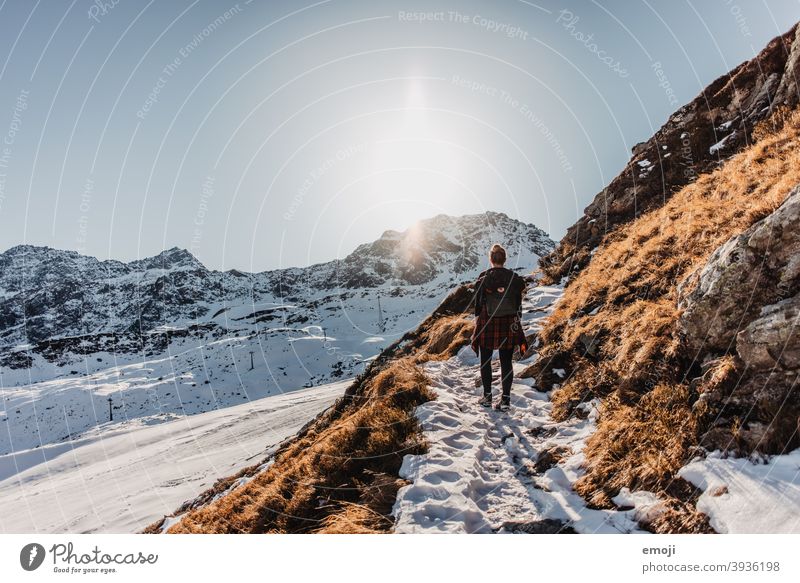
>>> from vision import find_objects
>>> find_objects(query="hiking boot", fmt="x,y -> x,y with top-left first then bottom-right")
495,396 -> 511,411
479,393 -> 492,407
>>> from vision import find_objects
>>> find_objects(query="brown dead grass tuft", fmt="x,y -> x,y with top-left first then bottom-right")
315,502 -> 393,534
574,384 -> 699,506
416,314 -> 474,360
529,108 -> 800,509
696,355 -> 739,398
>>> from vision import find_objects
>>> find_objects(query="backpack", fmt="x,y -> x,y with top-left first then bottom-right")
480,268 -> 523,317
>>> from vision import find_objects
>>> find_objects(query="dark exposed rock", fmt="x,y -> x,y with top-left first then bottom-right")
500,518 -> 577,534
541,24 -> 800,284
533,445 -> 572,473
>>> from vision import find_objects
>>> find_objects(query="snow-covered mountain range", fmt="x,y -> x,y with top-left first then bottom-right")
0,211 -> 552,455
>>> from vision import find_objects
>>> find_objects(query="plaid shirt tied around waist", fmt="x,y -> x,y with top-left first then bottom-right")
471,307 -> 527,351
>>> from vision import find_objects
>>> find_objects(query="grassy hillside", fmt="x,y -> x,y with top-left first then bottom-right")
540,25 -> 799,283
524,108 -> 800,530
145,25 -> 800,535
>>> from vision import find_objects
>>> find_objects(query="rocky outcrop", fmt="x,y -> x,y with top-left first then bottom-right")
678,185 -> 800,453
736,295 -> 800,370
541,23 -> 800,283
679,185 -> 800,355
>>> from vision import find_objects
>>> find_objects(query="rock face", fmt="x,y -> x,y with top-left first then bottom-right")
540,23 -> 800,283
677,186 -> 800,452
737,295 -> 800,371
679,185 -> 800,354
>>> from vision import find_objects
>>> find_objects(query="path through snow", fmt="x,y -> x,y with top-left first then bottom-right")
394,284 -> 800,534
393,285 -> 656,533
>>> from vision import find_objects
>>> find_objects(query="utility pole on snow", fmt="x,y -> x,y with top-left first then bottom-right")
108,397 -> 113,422
249,351 -> 255,370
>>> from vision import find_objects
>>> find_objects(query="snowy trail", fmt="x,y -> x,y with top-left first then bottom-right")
393,284 -> 800,534
0,381 -> 345,533
393,286 -> 655,534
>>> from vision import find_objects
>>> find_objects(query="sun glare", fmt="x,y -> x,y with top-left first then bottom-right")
360,80 -> 468,228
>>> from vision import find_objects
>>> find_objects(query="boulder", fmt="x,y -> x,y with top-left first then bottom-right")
678,185 -> 800,355
736,293 -> 800,370
678,185 -> 800,453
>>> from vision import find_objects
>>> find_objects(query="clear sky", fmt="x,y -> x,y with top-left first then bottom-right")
0,0 -> 797,271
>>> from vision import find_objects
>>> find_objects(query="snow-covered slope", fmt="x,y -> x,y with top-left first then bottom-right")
0,380 -> 345,533
0,211 -> 553,456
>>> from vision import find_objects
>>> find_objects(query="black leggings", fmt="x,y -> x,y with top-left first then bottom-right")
479,346 -> 514,398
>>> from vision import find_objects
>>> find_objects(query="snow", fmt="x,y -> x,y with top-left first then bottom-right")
0,380 -> 345,533
709,130 -> 736,154
0,286 -> 467,456
0,214 -> 558,533
0,214 -> 554,460
392,285 -> 654,534
678,450 -> 800,534
612,488 -> 667,525
637,158 -> 654,178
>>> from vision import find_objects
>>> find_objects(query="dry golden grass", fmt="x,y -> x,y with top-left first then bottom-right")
530,108 -> 800,513
415,313 -> 474,360
316,502 -> 394,534
168,358 -> 432,533
574,384 -> 699,507
160,288 -> 475,534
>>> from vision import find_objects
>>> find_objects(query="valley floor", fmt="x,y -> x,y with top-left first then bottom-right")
0,380 -> 345,533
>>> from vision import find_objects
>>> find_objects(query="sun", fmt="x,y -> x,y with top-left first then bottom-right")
360,80 -> 466,227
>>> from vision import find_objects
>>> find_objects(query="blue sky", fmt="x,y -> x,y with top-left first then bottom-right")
0,0 -> 798,271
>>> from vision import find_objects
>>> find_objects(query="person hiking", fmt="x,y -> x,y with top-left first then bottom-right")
471,244 -> 528,411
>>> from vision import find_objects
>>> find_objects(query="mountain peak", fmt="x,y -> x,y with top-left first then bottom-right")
333,211 -> 553,287
128,247 -> 204,271
1,244 -> 59,258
